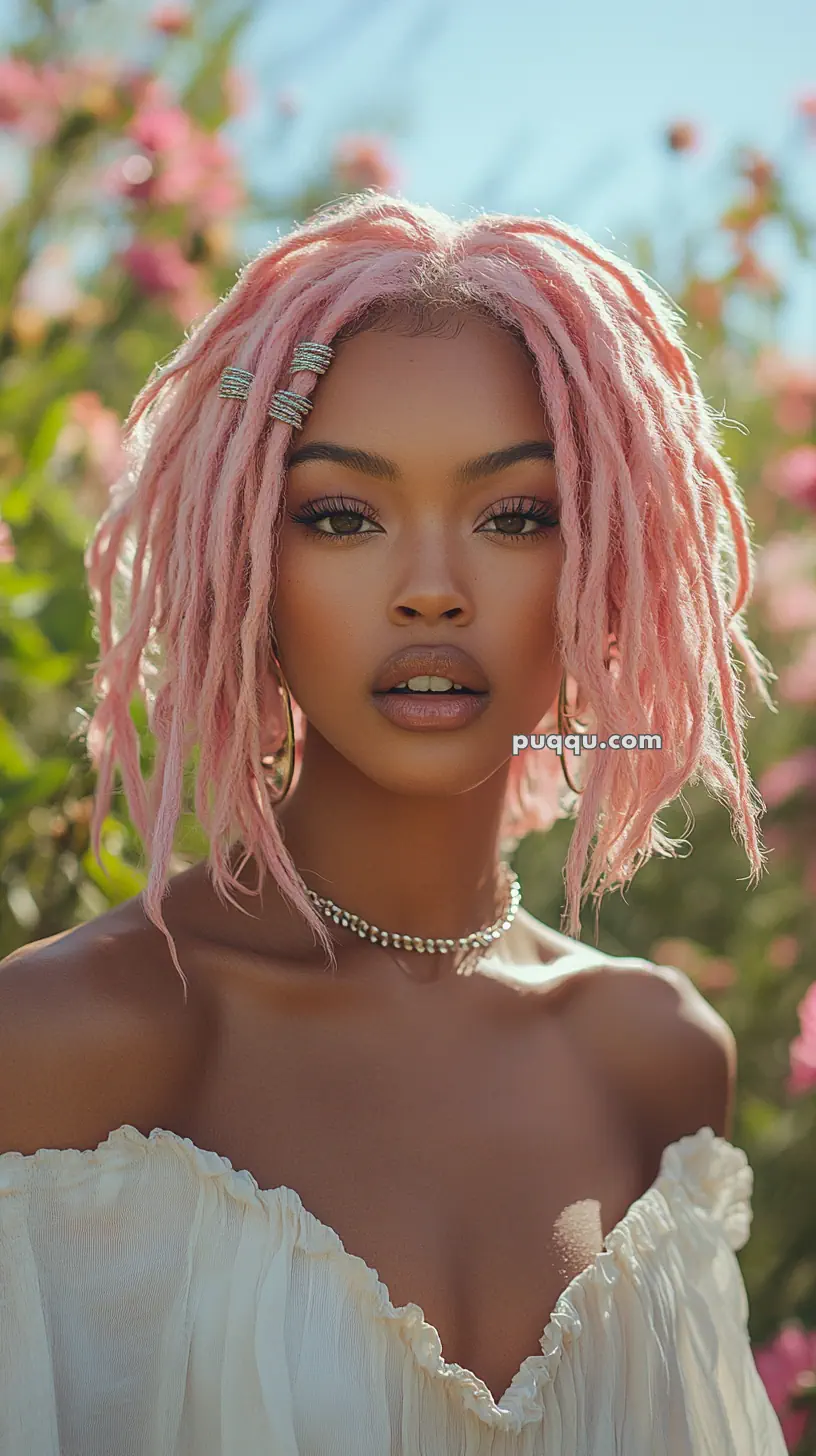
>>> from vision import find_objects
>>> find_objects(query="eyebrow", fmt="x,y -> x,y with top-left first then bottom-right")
286,439 -> 555,485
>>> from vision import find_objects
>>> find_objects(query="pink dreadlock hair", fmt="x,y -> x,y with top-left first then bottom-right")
81,190 -> 771,1002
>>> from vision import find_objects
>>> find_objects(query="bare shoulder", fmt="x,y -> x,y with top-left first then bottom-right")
0,902 -> 208,1157
567,952 -> 737,1158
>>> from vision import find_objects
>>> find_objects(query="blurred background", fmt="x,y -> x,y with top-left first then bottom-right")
0,0 -> 814,1445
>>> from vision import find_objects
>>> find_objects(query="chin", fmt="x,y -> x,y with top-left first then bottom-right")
350,743 -> 509,800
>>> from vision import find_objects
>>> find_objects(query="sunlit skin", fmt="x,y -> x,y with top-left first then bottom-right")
233,314 -> 565,973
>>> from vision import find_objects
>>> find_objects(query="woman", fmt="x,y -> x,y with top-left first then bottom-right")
0,192 -> 786,1452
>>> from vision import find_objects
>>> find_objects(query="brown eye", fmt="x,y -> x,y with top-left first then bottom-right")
288,495 -> 384,542
477,496 -> 560,541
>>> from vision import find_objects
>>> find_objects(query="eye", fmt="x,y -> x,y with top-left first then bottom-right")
476,495 -> 560,541
287,495 -> 383,542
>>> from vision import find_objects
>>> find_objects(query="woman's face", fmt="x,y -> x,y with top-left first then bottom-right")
272,313 -> 563,798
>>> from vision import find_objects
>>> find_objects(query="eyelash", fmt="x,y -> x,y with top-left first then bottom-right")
287,493 -> 560,544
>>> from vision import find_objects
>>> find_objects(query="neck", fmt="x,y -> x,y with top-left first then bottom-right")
259,730 -> 513,947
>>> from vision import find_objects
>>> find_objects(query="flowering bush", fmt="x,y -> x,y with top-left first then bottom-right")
0,12 -> 814,1448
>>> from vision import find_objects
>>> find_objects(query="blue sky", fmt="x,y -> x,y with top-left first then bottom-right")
230,0 -> 816,356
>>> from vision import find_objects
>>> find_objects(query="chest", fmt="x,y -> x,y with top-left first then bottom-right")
171,963 -> 648,1407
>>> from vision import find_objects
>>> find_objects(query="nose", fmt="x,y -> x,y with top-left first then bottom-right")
387,554 -> 474,624
391,592 -> 468,622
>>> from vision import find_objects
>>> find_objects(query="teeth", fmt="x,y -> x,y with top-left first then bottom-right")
404,675 -> 465,693
386,676 -> 471,693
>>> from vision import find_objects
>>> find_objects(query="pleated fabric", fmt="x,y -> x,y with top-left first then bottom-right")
0,1123 -> 787,1454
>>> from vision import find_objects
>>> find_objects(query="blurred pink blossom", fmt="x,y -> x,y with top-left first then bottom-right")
119,238 -> 200,295
767,935 -> 799,971
50,392 -> 128,519
332,134 -> 401,192
0,519 -> 15,564
148,3 -> 193,34
775,394 -> 816,434
114,107 -> 244,223
754,532 -> 816,634
649,938 -> 736,993
734,244 -> 779,294
755,348 -> 816,435
167,279 -> 216,328
68,393 -> 127,486
665,121 -> 701,153
787,982 -> 816,1098
128,103 -> 193,154
766,445 -> 816,511
796,92 -> 816,131
120,70 -> 169,111
0,58 -> 62,144
779,634 -> 816,703
754,1321 -> 816,1448
759,748 -> 816,808
755,347 -> 816,396
16,243 -> 83,319
118,237 -> 217,324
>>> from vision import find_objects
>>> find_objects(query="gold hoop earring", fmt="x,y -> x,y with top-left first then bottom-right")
556,671 -> 582,796
261,634 -> 295,803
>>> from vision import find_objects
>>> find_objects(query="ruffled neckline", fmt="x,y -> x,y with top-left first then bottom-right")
0,1123 -> 753,1433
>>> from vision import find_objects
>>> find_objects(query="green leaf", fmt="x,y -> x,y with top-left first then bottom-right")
81,837 -> 147,903
0,712 -> 38,779
27,397 -> 70,472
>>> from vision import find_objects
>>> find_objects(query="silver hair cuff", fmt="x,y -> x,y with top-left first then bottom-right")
218,341 -> 334,430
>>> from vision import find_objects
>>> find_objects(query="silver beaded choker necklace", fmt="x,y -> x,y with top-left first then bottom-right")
304,863 -> 522,977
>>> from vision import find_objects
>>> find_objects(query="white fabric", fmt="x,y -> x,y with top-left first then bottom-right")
0,1121 -> 786,1454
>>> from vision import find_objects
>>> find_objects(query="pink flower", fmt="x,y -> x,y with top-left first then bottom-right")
128,103 -> 193,154
69,392 -> 127,486
754,1322 -> 816,1448
148,4 -> 193,34
0,58 -> 62,144
0,519 -> 15,564
115,118 -> 244,224
767,935 -> 799,971
775,394 -> 816,434
17,243 -> 83,320
780,634 -> 816,703
733,245 -> 779,294
740,149 -> 776,192
787,981 -> 816,1097
167,279 -> 215,329
649,939 -> 736,993
332,134 -> 401,192
759,748 -> 816,808
754,533 -> 816,634
665,121 -> 701,153
685,278 -> 723,326
119,238 -> 200,295
755,347 -> 816,435
767,445 -> 816,511
796,92 -> 816,130
120,70 -> 169,111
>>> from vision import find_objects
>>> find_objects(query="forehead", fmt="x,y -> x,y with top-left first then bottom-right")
297,316 -> 553,446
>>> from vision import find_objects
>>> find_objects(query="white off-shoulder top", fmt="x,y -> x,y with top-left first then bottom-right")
0,1118 -> 786,1454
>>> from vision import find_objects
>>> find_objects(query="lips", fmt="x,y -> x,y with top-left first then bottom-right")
372,644 -> 490,695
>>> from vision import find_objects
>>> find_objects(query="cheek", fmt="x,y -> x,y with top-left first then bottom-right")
271,544 -> 371,694
491,547 -> 561,651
